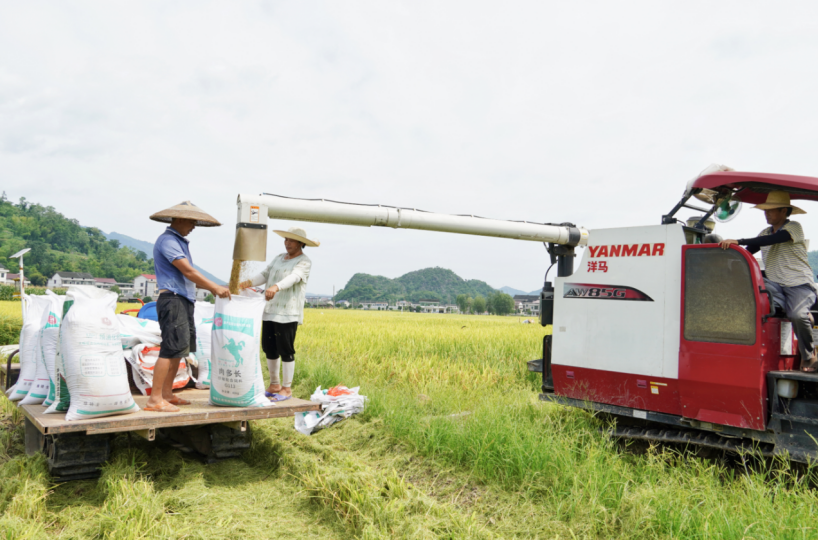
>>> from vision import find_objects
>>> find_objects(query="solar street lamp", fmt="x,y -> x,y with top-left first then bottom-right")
10,248 -> 31,320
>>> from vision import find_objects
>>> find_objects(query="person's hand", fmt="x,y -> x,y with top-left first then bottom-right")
265,285 -> 280,301
213,285 -> 231,299
719,239 -> 739,250
238,280 -> 252,290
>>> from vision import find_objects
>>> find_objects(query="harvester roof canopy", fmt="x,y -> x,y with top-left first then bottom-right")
692,171 -> 818,204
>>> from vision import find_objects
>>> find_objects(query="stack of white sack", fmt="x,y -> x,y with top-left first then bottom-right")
45,285 -> 139,421
193,301 -> 215,389
117,314 -> 161,349
21,291 -> 65,405
126,344 -> 192,396
294,386 -> 367,436
6,294 -> 50,401
209,291 -> 272,408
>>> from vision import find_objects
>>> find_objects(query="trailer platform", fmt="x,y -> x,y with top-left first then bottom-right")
19,388 -> 320,480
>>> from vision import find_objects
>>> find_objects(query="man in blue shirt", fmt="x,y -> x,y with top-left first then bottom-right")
146,201 -> 231,413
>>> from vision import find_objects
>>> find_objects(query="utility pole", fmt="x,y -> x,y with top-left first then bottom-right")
10,248 -> 31,321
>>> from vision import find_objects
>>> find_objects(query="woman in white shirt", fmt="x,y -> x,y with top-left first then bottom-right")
240,227 -> 318,401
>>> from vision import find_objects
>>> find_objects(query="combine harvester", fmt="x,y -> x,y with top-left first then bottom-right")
235,168 -> 818,462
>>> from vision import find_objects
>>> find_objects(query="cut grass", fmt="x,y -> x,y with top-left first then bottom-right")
2,309 -> 818,539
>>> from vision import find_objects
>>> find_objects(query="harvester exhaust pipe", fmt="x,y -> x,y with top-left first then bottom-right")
234,193 -> 589,249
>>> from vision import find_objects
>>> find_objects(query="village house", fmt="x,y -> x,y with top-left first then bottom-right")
94,277 -> 117,289
513,295 -> 540,315
133,274 -> 158,298
419,303 -> 459,314
0,266 -> 10,285
360,302 -> 389,311
48,272 -> 96,288
7,273 -> 32,290
306,295 -> 333,306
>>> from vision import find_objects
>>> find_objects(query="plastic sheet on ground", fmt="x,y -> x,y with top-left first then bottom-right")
294,385 -> 367,435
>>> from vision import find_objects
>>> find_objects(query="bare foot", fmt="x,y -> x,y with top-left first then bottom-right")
267,383 -> 282,394
277,387 -> 292,397
144,398 -> 180,412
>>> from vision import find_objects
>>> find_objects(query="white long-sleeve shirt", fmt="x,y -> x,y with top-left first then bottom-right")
249,253 -> 312,324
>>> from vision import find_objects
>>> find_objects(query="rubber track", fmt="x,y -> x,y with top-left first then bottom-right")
609,426 -> 777,457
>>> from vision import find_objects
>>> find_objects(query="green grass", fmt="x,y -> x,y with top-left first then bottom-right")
2,309 -> 818,539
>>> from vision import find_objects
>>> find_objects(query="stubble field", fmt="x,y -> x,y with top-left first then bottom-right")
1,304 -> 818,539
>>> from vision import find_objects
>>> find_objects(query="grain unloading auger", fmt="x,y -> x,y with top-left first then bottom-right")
235,170 -> 818,463
232,193 -> 589,275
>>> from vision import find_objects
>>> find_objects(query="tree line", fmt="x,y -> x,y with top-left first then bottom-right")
455,291 -> 516,315
0,194 -> 155,285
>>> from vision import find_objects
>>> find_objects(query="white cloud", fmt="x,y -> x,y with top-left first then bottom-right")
3,1 -> 818,293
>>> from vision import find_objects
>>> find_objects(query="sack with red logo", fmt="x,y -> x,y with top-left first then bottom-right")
20,291 -> 65,405
50,285 -> 139,421
6,294 -> 50,401
127,344 -> 191,396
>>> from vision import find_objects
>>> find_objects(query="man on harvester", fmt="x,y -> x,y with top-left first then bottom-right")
146,201 -> 232,413
720,191 -> 818,372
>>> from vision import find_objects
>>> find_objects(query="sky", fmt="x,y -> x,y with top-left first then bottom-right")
3,1 -> 818,294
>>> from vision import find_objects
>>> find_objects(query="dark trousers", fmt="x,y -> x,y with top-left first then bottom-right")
261,321 -> 298,362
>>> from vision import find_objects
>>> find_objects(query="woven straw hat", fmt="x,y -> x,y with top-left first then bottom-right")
274,226 -> 320,247
149,201 -> 222,226
752,191 -> 806,215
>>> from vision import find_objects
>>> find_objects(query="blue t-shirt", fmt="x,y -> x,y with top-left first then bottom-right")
153,227 -> 196,303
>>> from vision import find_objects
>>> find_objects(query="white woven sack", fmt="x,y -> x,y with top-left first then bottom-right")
193,301 -> 215,389
40,293 -> 66,407
209,291 -> 272,407
57,286 -> 139,421
45,286 -> 110,415
125,344 -> 190,396
117,314 -> 161,350
20,292 -> 64,405
6,294 -> 50,401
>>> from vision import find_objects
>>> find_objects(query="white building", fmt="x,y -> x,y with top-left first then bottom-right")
48,272 -> 96,288
133,274 -> 158,298
196,288 -> 210,301
94,277 -> 117,289
336,300 -> 350,308
0,266 -> 10,285
360,302 -> 389,311
514,295 -> 540,315
419,304 -> 459,314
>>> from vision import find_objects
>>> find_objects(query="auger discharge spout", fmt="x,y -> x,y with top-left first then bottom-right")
233,193 -> 588,263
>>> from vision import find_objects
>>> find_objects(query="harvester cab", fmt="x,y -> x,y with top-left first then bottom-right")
540,168 -> 818,462
232,168 -> 818,461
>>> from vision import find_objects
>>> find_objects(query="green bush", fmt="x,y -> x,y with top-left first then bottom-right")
0,286 -> 12,301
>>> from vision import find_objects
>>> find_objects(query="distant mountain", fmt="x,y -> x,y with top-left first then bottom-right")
499,286 -> 528,296
336,267 -> 498,304
103,231 -> 227,285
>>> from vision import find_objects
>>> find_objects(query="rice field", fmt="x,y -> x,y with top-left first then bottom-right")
3,307 -> 818,539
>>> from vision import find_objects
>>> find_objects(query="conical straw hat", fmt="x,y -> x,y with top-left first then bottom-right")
149,201 -> 222,227
273,227 -> 320,247
752,191 -> 806,215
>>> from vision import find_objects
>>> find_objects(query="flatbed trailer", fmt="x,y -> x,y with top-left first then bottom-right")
19,388 -> 320,480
